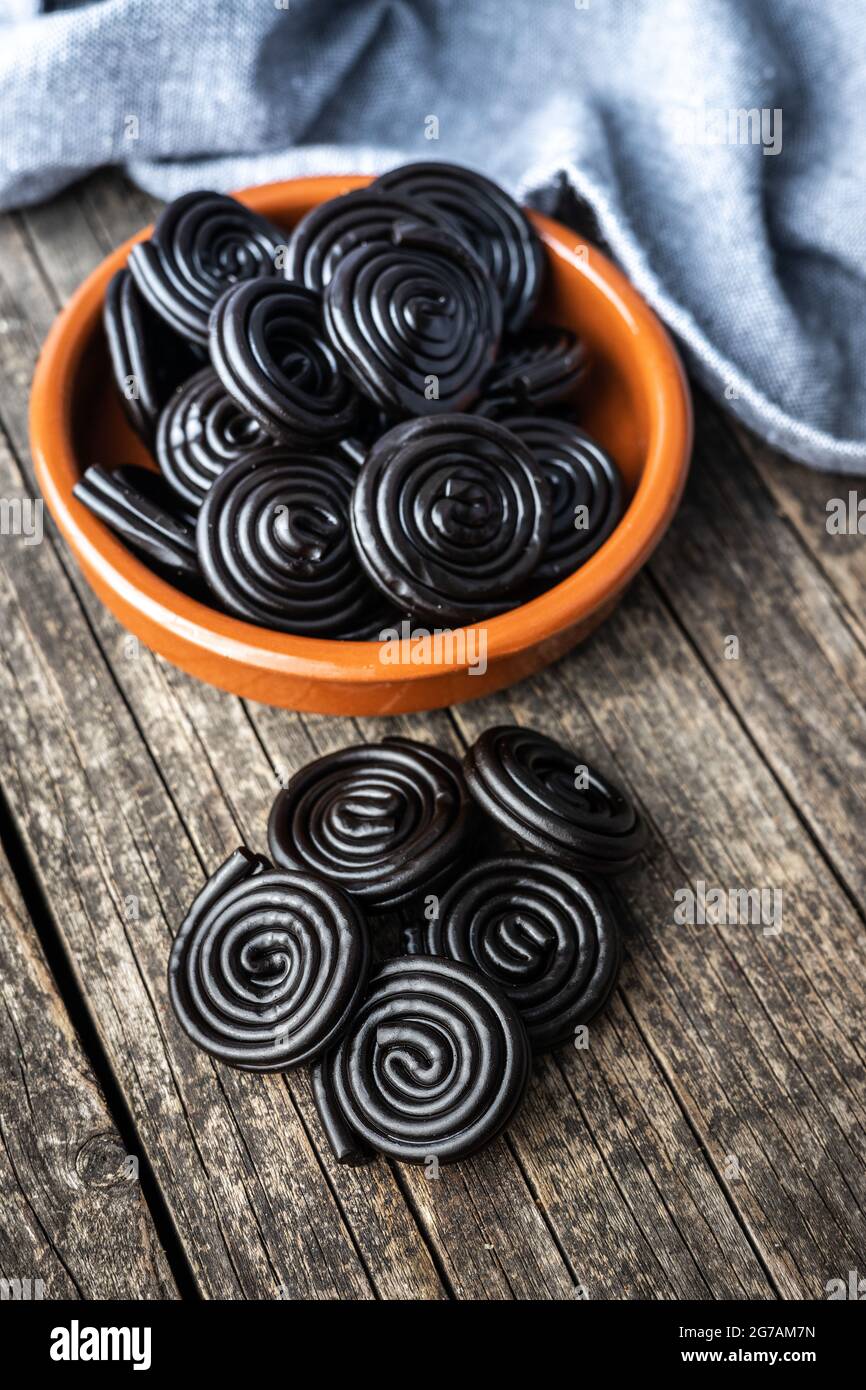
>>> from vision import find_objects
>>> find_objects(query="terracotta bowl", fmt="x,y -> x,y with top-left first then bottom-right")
30,175 -> 692,715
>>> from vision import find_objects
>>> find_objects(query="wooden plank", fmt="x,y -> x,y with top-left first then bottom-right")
730,421 -> 866,625
0,822 -> 176,1299
651,402 -> 866,907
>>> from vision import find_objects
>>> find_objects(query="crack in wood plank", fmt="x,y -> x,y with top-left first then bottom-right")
0,800 -> 176,1298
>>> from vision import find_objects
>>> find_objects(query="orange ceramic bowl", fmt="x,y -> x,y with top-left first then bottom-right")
31,175 -> 692,715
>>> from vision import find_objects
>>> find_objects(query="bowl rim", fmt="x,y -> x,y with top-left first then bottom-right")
30,174 -> 692,686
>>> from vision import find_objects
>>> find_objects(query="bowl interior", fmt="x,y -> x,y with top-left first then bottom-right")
72,183 -> 650,555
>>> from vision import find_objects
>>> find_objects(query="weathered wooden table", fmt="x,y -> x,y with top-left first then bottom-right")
0,172 -> 864,1302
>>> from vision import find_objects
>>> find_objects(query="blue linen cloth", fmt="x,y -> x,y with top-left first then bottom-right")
1,0 -> 865,473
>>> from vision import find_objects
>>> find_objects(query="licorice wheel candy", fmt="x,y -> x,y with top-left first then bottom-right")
374,161 -> 544,334
103,269 -> 199,442
323,219 -> 502,418
427,854 -> 621,1052
127,190 -> 285,345
112,465 -> 198,528
209,277 -> 359,442
501,416 -> 623,589
195,447 -> 381,636
309,1057 -> 377,1166
350,414 -> 550,624
311,955 -> 530,1164
268,737 -> 472,909
167,847 -> 371,1071
478,327 -> 588,412
73,464 -> 199,578
283,187 -> 459,293
463,725 -> 646,873
156,367 -> 270,509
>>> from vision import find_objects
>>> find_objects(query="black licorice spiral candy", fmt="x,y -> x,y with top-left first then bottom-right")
209,277 -> 359,442
112,464 -> 197,528
463,726 -> 646,873
427,855 -> 621,1052
323,219 -> 502,418
103,269 -> 200,441
156,368 -> 270,509
309,1056 -> 377,1166
168,847 -> 371,1071
196,448 -> 380,636
502,416 -> 623,589
268,737 -> 472,909
73,464 -> 199,577
312,955 -> 530,1163
128,190 -> 285,344
374,161 -> 544,334
478,327 -> 588,413
350,414 -> 551,624
284,187 -> 457,293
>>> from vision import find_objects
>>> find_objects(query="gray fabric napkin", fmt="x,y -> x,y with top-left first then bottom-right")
2,0 -> 864,473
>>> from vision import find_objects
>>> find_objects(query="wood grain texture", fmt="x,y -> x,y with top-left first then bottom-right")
458,614 -> 866,1299
738,425 -> 866,626
0,171 -> 862,1299
0,826 -> 176,1299
653,402 -> 866,905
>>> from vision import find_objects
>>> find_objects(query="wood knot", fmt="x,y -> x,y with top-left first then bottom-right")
74,1132 -> 134,1188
